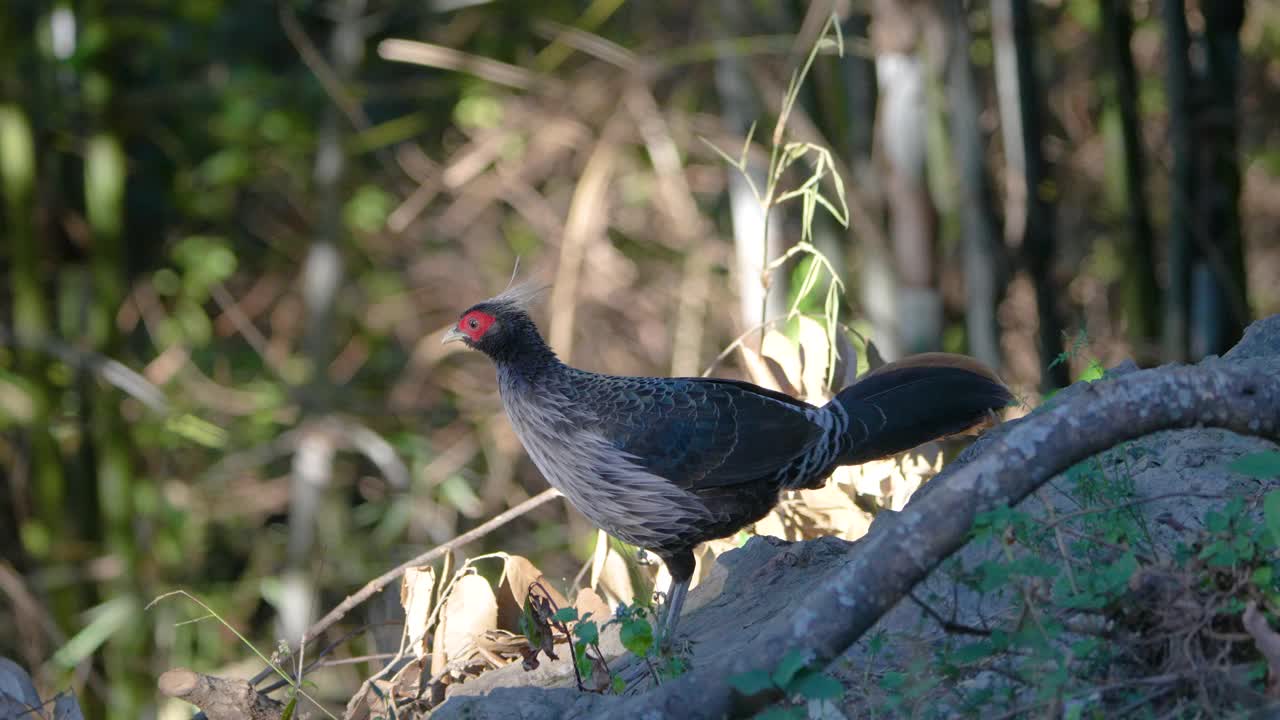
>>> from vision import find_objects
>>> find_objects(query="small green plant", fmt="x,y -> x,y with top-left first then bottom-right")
1044,327 -> 1106,400
540,601 -> 682,694
553,606 -> 607,686
861,446 -> 1280,717
147,589 -> 337,719
1048,328 -> 1092,372
728,648 -> 844,718
704,12 -> 850,389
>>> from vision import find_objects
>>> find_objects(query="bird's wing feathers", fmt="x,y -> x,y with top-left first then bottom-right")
591,376 -> 822,490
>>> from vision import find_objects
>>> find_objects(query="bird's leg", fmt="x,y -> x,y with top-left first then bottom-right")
656,550 -> 695,650
658,577 -> 689,648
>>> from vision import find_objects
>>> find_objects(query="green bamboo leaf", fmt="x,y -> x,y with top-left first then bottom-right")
0,106 -> 35,197
165,414 -> 228,449
52,595 -> 137,669
789,254 -> 823,316
739,120 -> 757,166
699,136 -> 747,172
812,191 -> 848,227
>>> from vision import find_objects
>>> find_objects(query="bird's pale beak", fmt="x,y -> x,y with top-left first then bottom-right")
442,327 -> 467,345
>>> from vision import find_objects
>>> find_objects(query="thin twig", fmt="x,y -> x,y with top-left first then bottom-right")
209,282 -> 276,371
1040,491 -> 1227,531
0,326 -> 168,412
1035,490 -> 1080,594
278,2 -> 369,130
258,624 -> 376,694
906,591 -> 991,637
378,39 -> 555,93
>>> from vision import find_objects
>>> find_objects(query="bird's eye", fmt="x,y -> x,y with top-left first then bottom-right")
468,318 -> 479,329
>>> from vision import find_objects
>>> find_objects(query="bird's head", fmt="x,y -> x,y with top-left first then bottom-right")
442,282 -> 551,362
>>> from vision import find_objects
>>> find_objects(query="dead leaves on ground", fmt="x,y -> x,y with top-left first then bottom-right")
344,549 -> 637,718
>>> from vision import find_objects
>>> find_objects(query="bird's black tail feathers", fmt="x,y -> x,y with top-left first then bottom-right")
827,352 -> 1012,466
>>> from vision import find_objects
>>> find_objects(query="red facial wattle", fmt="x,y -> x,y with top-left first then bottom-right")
458,310 -> 496,342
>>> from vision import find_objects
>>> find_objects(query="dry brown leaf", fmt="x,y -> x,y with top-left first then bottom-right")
585,652 -> 612,692
753,484 -> 873,543
685,544 -> 730,614
761,329 -> 803,393
591,541 -> 635,607
865,338 -> 886,372
737,344 -> 788,395
691,541 -> 730,588
832,459 -> 894,499
472,629 -> 529,667
830,448 -> 942,510
431,570 -> 498,677
520,583 -> 565,672
588,529 -> 610,592
574,587 -> 611,623
795,315 -> 832,402
401,565 -> 437,662
832,327 -> 861,389
752,507 -> 794,542
344,656 -> 427,720
796,484 -> 873,541
496,555 -> 566,633
653,562 -> 671,601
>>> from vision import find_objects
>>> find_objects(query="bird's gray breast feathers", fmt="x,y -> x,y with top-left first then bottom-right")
497,370 -> 713,550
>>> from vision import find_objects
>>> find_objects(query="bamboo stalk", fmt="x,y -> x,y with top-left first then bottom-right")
991,0 -> 1068,390
1100,0 -> 1160,352
0,105 -> 75,634
1162,0 -> 1193,362
85,130 -> 146,717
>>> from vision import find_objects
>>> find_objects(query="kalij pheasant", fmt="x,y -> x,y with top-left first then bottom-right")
443,286 -> 1012,640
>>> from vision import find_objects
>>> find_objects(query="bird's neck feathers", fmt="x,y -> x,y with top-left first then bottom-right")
488,312 -> 560,377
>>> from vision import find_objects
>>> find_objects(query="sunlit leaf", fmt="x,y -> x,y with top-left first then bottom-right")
1230,452 -> 1280,479
400,565 -> 436,662
788,670 -> 843,700
431,571 -> 497,676
552,607 -> 579,623
574,619 -> 599,645
728,669 -> 774,696
771,648 -> 810,688
52,595 -> 137,669
619,616 -> 653,657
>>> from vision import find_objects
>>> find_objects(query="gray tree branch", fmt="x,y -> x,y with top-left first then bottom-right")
158,668 -> 284,720
602,357 -> 1280,718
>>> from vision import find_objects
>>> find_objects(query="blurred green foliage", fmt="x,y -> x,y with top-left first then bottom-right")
0,1 -> 1278,718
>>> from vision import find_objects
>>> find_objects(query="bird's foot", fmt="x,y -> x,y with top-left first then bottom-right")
651,636 -> 693,680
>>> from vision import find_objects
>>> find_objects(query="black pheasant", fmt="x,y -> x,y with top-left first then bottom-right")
443,285 -> 1011,639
